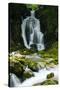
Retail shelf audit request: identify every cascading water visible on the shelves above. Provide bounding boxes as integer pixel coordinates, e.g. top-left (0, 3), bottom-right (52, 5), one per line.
top-left (10, 66), bottom-right (58, 87)
top-left (10, 73), bottom-right (21, 87)
top-left (21, 10), bottom-right (45, 51)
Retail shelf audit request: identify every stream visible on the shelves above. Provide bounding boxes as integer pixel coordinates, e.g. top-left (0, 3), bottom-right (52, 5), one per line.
top-left (10, 65), bottom-right (58, 87)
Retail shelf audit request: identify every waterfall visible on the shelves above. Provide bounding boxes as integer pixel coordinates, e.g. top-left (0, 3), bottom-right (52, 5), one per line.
top-left (21, 10), bottom-right (45, 51)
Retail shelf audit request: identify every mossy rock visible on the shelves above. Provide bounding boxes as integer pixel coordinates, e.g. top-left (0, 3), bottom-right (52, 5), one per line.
top-left (47, 73), bottom-right (54, 79)
top-left (10, 61), bottom-right (24, 77)
top-left (28, 61), bottom-right (39, 72)
top-left (38, 61), bottom-right (46, 68)
top-left (38, 41), bottom-right (58, 61)
top-left (38, 50), bottom-right (45, 55)
top-left (40, 79), bottom-right (58, 85)
top-left (19, 48), bottom-right (35, 55)
top-left (52, 59), bottom-right (58, 65)
top-left (33, 79), bottom-right (58, 86)
top-left (23, 71), bottom-right (34, 80)
top-left (9, 55), bottom-right (40, 77)
top-left (19, 59), bottom-right (27, 66)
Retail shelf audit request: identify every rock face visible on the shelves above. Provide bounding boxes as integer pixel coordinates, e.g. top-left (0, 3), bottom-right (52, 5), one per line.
top-left (33, 79), bottom-right (58, 85)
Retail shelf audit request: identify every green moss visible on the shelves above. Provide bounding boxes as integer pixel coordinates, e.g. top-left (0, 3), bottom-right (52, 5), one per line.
top-left (9, 54), bottom-right (40, 78)
top-left (33, 79), bottom-right (58, 86)
top-left (19, 48), bottom-right (35, 55)
top-left (40, 79), bottom-right (58, 85)
top-left (42, 53), bottom-right (50, 58)
top-left (37, 41), bottom-right (58, 66)
top-left (28, 61), bottom-right (39, 72)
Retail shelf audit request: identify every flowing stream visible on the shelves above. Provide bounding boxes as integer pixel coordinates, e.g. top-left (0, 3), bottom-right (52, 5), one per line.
top-left (10, 73), bottom-right (21, 87)
top-left (10, 66), bottom-right (58, 87)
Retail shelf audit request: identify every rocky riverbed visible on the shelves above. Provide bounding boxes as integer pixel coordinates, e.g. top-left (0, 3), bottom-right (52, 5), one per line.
top-left (9, 51), bottom-right (58, 87)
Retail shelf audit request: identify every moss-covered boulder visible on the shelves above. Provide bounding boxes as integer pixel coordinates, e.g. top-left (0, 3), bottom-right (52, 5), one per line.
top-left (41, 80), bottom-right (58, 85)
top-left (28, 61), bottom-right (39, 72)
top-left (9, 53), bottom-right (40, 78)
top-left (33, 79), bottom-right (58, 86)
top-left (23, 70), bottom-right (34, 80)
top-left (40, 79), bottom-right (58, 85)
top-left (10, 61), bottom-right (24, 77)
top-left (46, 73), bottom-right (54, 79)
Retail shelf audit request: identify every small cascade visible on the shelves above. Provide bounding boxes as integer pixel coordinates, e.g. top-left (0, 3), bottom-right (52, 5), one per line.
top-left (10, 66), bottom-right (58, 87)
top-left (21, 10), bottom-right (45, 51)
top-left (19, 66), bottom-right (58, 87)
top-left (10, 73), bottom-right (21, 87)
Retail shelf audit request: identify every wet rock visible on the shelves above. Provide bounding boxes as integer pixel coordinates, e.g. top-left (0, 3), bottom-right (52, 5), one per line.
top-left (28, 62), bottom-right (39, 72)
top-left (47, 73), bottom-right (54, 79)
top-left (23, 70), bottom-right (34, 80)
top-left (10, 61), bottom-right (24, 77)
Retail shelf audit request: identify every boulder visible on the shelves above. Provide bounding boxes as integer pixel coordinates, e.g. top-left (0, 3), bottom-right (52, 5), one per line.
top-left (46, 73), bottom-right (54, 79)
top-left (28, 62), bottom-right (39, 72)
top-left (23, 70), bottom-right (34, 80)
top-left (10, 61), bottom-right (24, 77)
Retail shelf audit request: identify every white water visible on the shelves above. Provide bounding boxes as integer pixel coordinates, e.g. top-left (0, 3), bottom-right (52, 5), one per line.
top-left (19, 66), bottom-right (58, 86)
top-left (21, 11), bottom-right (45, 51)
top-left (10, 73), bottom-right (21, 87)
top-left (10, 66), bottom-right (58, 87)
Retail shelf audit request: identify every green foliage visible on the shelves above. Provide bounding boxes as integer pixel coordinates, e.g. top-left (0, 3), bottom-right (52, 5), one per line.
top-left (38, 41), bottom-right (58, 66)
top-left (26, 4), bottom-right (38, 10)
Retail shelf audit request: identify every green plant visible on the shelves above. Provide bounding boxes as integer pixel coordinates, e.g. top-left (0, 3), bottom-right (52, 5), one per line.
top-left (26, 4), bottom-right (38, 10)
